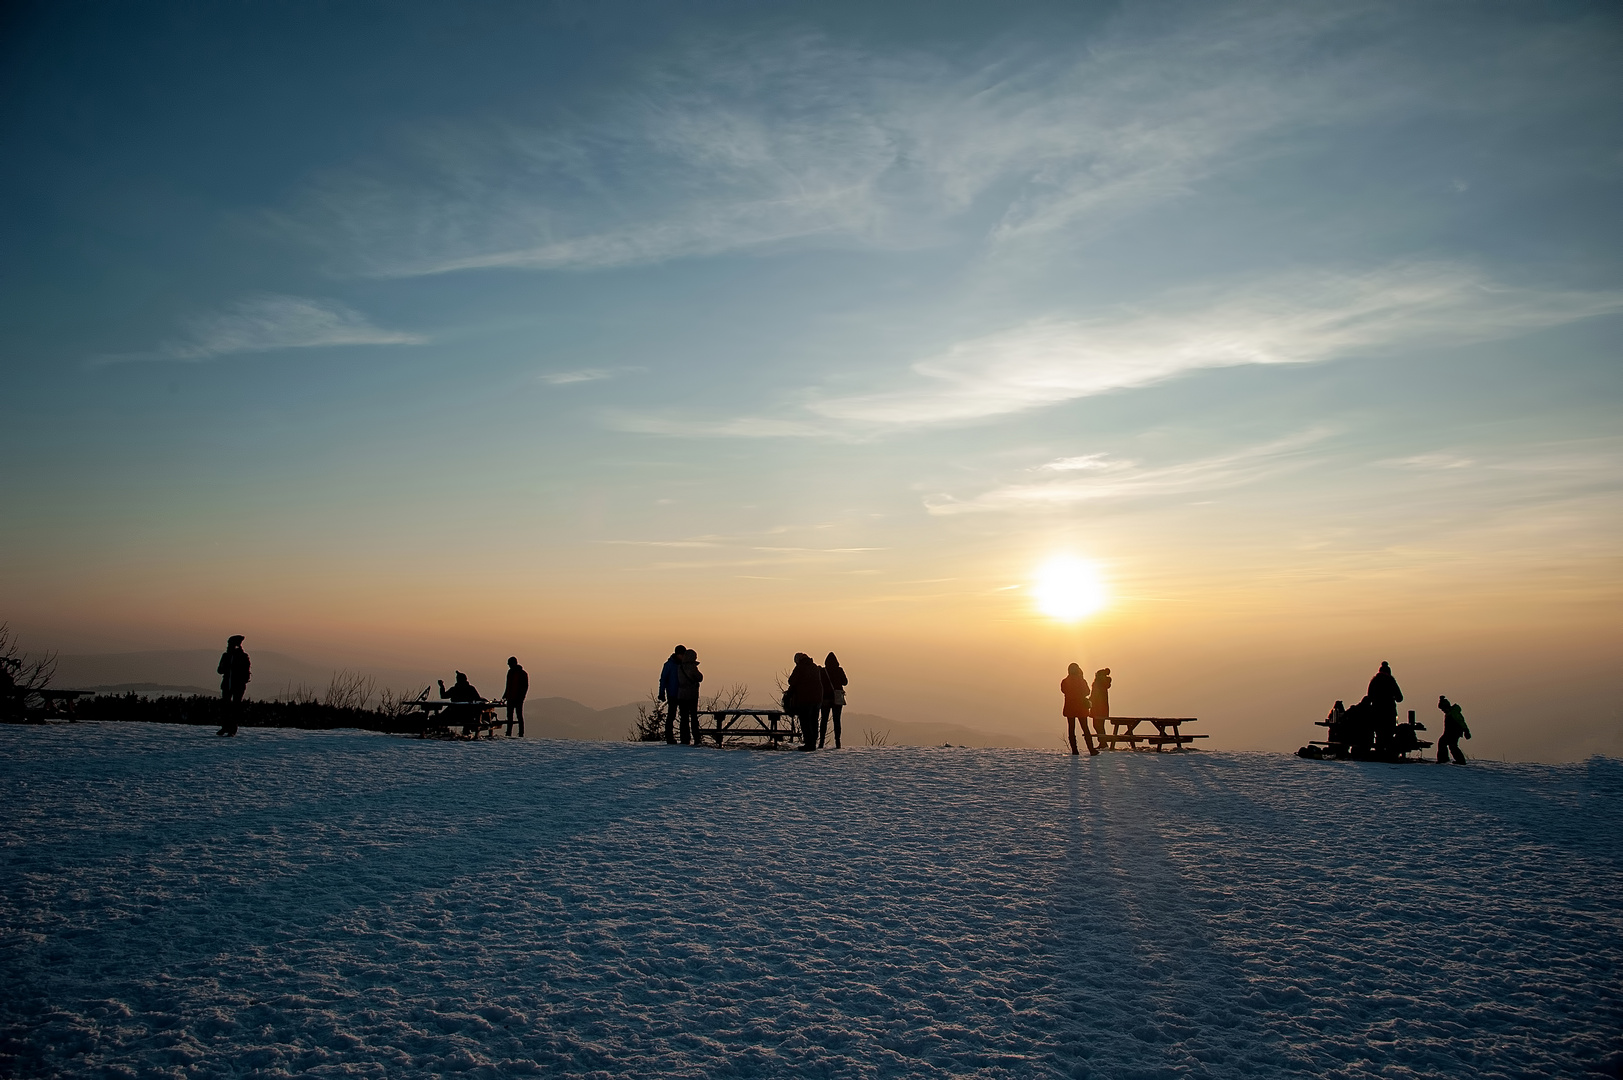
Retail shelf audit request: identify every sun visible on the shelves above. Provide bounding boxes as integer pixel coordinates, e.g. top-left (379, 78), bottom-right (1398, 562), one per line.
top-left (1033, 556), bottom-right (1107, 621)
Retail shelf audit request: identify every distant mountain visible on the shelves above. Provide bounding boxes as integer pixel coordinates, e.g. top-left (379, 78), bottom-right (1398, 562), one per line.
top-left (53, 650), bottom-right (433, 701)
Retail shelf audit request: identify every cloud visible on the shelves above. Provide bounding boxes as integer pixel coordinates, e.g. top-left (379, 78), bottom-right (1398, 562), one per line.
top-left (539, 368), bottom-right (614, 385)
top-left (811, 264), bottom-right (1623, 426)
top-left (104, 294), bottom-right (426, 363)
top-left (604, 410), bottom-right (838, 439)
top-left (276, 8), bottom-right (1428, 278)
top-left (925, 430), bottom-right (1330, 515)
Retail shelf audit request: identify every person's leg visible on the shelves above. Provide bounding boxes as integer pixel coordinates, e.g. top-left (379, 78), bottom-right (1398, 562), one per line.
top-left (1080, 720), bottom-right (1098, 756)
top-left (505, 704), bottom-right (516, 737)
top-left (516, 700), bottom-right (524, 738)
top-left (1450, 738), bottom-right (1466, 764)
top-left (1437, 735), bottom-right (1452, 763)
top-left (680, 700), bottom-right (697, 744)
top-left (818, 705), bottom-right (829, 748)
top-left (664, 698), bottom-right (678, 744)
top-left (832, 705), bottom-right (842, 749)
top-left (802, 708), bottom-right (819, 749)
top-left (1067, 716), bottom-right (1079, 755)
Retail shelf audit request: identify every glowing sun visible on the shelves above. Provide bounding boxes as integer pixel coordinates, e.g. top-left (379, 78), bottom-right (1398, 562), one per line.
top-left (1033, 556), bottom-right (1107, 621)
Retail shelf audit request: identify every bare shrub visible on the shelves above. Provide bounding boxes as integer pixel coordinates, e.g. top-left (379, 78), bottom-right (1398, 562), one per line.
top-left (377, 686), bottom-right (430, 720)
top-left (324, 669), bottom-right (377, 710)
top-left (864, 728), bottom-right (892, 747)
top-left (0, 622), bottom-right (56, 693)
top-left (702, 682), bottom-right (751, 712)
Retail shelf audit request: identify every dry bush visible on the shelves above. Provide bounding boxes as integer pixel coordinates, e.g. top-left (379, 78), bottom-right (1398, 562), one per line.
top-left (702, 682), bottom-right (751, 712)
top-left (0, 622), bottom-right (56, 693)
top-left (864, 728), bottom-right (892, 747)
top-left (377, 686), bottom-right (430, 719)
top-left (324, 669), bottom-right (377, 710)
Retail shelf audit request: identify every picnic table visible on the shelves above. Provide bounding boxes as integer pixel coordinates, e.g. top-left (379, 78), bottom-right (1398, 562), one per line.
top-left (1099, 716), bottom-right (1205, 751)
top-left (1308, 719), bottom-right (1431, 762)
top-left (401, 697), bottom-right (510, 739)
top-left (1, 687), bottom-right (92, 724)
top-left (694, 709), bottom-right (802, 747)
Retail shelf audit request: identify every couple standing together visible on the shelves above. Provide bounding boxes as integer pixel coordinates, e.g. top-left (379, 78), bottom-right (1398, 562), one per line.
top-left (1061, 664), bottom-right (1112, 756)
top-left (785, 652), bottom-right (849, 750)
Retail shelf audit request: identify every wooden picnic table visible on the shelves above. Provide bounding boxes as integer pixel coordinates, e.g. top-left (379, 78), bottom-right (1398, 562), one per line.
top-left (402, 697), bottom-right (510, 739)
top-left (1099, 716), bottom-right (1205, 751)
top-left (694, 709), bottom-right (802, 747)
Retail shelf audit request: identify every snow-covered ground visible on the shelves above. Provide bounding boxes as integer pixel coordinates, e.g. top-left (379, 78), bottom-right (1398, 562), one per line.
top-left (2, 724), bottom-right (1619, 1078)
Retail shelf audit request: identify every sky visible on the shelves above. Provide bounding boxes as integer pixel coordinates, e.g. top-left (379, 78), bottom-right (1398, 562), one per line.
top-left (1, 0), bottom-right (1619, 759)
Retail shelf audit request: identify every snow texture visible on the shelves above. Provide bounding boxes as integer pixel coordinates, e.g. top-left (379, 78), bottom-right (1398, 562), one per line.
top-left (2, 724), bottom-right (1620, 1078)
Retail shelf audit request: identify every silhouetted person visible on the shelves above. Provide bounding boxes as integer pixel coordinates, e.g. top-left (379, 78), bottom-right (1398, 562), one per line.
top-left (1368, 661), bottom-right (1403, 740)
top-left (504, 657), bottom-right (529, 737)
top-left (820, 652), bottom-right (848, 749)
top-left (1325, 700), bottom-right (1348, 745)
top-left (1436, 695), bottom-right (1471, 763)
top-left (438, 671), bottom-right (482, 737)
top-left (216, 635), bottom-right (250, 736)
top-left (676, 648), bottom-right (703, 745)
top-left (1090, 668), bottom-right (1112, 743)
top-left (786, 652), bottom-right (823, 750)
top-left (657, 644), bottom-right (685, 745)
top-left (1062, 663), bottom-right (1098, 756)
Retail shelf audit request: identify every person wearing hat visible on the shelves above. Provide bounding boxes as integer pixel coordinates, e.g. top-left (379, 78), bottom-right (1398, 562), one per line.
top-left (1061, 663), bottom-right (1098, 756)
top-left (503, 656), bottom-right (529, 737)
top-left (1436, 696), bottom-right (1471, 764)
top-left (438, 671), bottom-right (483, 737)
top-left (1090, 667), bottom-right (1112, 744)
top-left (216, 635), bottom-right (250, 737)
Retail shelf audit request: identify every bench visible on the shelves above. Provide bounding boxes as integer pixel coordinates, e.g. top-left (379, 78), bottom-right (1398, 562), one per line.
top-left (1098, 716), bottom-right (1206, 752)
top-left (404, 698), bottom-right (510, 739)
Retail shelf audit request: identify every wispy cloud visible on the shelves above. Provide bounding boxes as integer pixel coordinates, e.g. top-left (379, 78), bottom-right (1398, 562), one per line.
top-left (925, 430), bottom-right (1330, 515)
top-left (102, 294), bottom-right (425, 364)
top-left (812, 265), bottom-right (1623, 426)
top-left (539, 368), bottom-right (615, 385)
top-left (275, 8), bottom-right (1426, 278)
top-left (604, 410), bottom-right (838, 439)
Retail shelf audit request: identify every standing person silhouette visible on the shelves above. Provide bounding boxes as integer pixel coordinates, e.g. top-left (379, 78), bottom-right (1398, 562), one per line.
top-left (676, 648), bottom-right (703, 745)
top-left (820, 652), bottom-right (848, 749)
top-left (503, 657), bottom-right (529, 737)
top-left (1436, 696), bottom-right (1471, 764)
top-left (786, 652), bottom-right (823, 751)
top-left (657, 644), bottom-right (685, 745)
top-left (216, 635), bottom-right (250, 737)
top-left (1368, 661), bottom-right (1403, 744)
top-left (1062, 664), bottom-right (1098, 756)
top-left (1090, 668), bottom-right (1112, 745)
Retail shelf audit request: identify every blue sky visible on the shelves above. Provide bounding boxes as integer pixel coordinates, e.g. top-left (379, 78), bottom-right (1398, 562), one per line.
top-left (1, 1), bottom-right (1619, 755)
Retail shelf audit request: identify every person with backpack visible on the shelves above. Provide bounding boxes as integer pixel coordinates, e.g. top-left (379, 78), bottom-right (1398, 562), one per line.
top-left (1061, 663), bottom-right (1098, 756)
top-left (786, 653), bottom-right (824, 750)
top-left (1436, 696), bottom-right (1472, 764)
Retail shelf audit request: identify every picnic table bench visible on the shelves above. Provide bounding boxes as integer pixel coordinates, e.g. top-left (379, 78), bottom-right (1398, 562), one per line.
top-left (401, 697), bottom-right (510, 739)
top-left (1099, 716), bottom-right (1205, 751)
top-left (1308, 719), bottom-right (1431, 761)
top-left (694, 709), bottom-right (802, 747)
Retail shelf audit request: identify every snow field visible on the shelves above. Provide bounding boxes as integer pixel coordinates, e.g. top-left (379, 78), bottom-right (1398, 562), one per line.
top-left (1, 723), bottom-right (1619, 1078)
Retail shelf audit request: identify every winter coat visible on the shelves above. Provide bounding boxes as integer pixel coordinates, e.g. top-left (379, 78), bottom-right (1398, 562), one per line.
top-left (1443, 703), bottom-right (1471, 739)
top-left (504, 665), bottom-right (529, 702)
top-left (217, 647), bottom-right (251, 694)
top-left (1368, 669), bottom-right (1403, 706)
top-left (1060, 673), bottom-right (1091, 719)
top-left (785, 659), bottom-right (823, 712)
top-left (1090, 671), bottom-right (1111, 719)
top-left (441, 677), bottom-right (481, 702)
top-left (823, 663), bottom-right (848, 707)
top-left (658, 652), bottom-right (683, 700)
top-left (676, 657), bottom-right (703, 701)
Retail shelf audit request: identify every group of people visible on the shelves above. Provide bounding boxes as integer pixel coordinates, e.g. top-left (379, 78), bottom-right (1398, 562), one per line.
top-left (1059, 664), bottom-right (1112, 756)
top-left (1321, 662), bottom-right (1472, 763)
top-left (435, 656), bottom-right (531, 737)
top-left (655, 646), bottom-right (849, 750)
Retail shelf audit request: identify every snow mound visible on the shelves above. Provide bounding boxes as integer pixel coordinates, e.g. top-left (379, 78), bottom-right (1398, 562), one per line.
top-left (2, 724), bottom-right (1619, 1077)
